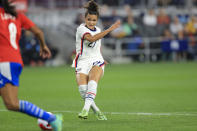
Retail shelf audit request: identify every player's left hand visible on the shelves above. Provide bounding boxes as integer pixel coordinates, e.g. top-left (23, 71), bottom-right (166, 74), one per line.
top-left (40, 45), bottom-right (52, 59)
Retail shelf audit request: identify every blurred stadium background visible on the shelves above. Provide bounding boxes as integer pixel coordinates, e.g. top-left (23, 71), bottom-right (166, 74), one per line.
top-left (1, 1), bottom-right (197, 131)
top-left (13, 0), bottom-right (197, 66)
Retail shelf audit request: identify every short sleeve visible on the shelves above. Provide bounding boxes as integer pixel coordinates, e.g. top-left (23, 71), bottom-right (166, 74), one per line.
top-left (77, 25), bottom-right (91, 39)
top-left (19, 13), bottom-right (35, 29)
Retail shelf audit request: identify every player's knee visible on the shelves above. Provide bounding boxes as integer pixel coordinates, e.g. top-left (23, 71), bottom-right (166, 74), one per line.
top-left (5, 101), bottom-right (19, 111)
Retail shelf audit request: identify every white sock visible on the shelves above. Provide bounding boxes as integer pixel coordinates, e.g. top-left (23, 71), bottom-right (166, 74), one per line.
top-left (83, 80), bottom-right (97, 111)
top-left (83, 99), bottom-right (93, 112)
top-left (91, 101), bottom-right (100, 112)
top-left (78, 85), bottom-right (87, 99)
top-left (79, 84), bottom-right (100, 112)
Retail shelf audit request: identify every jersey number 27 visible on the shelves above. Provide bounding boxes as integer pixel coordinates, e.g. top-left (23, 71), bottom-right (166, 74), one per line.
top-left (88, 42), bottom-right (96, 48)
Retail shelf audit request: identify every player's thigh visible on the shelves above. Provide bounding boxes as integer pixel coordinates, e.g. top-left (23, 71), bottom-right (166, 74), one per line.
top-left (0, 62), bottom-right (21, 107)
top-left (0, 83), bottom-right (19, 107)
top-left (76, 73), bottom-right (88, 86)
top-left (75, 59), bottom-right (91, 86)
top-left (88, 66), bottom-right (103, 83)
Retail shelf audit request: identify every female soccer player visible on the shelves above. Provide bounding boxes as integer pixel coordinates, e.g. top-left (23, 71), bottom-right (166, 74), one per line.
top-left (72, 0), bottom-right (120, 120)
top-left (0, 0), bottom-right (62, 130)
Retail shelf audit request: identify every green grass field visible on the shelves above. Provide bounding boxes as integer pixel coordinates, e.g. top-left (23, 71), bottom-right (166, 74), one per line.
top-left (0, 62), bottom-right (197, 131)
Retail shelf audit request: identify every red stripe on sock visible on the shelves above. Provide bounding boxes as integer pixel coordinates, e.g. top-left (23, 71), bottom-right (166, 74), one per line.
top-left (86, 92), bottom-right (96, 96)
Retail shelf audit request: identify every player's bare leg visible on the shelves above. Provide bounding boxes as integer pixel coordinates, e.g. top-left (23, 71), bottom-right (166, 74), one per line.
top-left (0, 83), bottom-right (19, 111)
top-left (76, 73), bottom-right (88, 85)
top-left (88, 66), bottom-right (103, 83)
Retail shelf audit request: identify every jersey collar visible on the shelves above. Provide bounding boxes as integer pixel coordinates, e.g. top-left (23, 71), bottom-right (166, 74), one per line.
top-left (85, 25), bottom-right (97, 32)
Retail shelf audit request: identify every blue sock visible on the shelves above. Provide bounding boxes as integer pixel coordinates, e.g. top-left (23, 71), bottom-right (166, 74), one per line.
top-left (19, 100), bottom-right (56, 123)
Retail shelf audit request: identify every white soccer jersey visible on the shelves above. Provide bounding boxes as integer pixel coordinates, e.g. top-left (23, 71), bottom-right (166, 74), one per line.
top-left (72, 23), bottom-right (105, 74)
top-left (75, 23), bottom-right (103, 60)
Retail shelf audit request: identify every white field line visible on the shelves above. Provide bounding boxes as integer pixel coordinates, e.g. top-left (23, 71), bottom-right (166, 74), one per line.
top-left (0, 109), bottom-right (197, 117)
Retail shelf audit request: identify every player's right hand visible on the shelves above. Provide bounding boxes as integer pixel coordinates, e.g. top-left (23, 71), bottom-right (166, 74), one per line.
top-left (40, 45), bottom-right (52, 59)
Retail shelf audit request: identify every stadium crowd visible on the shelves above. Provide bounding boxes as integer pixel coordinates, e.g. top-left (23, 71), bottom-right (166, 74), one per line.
top-left (99, 7), bottom-right (197, 61)
top-left (19, 0), bottom-right (197, 65)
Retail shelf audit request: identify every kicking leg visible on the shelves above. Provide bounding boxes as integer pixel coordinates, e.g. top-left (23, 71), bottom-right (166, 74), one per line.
top-left (0, 83), bottom-right (62, 131)
top-left (88, 66), bottom-right (107, 120)
top-left (83, 66), bottom-right (103, 112)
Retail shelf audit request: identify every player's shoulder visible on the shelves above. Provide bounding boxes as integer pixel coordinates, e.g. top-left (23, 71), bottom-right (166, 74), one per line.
top-left (13, 13), bottom-right (25, 22)
top-left (16, 12), bottom-right (27, 19)
top-left (77, 23), bottom-right (87, 31)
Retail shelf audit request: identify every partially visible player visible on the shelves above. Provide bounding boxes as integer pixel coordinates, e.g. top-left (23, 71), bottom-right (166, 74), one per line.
top-left (72, 0), bottom-right (120, 120)
top-left (0, 0), bottom-right (62, 130)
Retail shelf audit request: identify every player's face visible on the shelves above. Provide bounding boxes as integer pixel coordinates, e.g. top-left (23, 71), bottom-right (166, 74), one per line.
top-left (85, 14), bottom-right (98, 30)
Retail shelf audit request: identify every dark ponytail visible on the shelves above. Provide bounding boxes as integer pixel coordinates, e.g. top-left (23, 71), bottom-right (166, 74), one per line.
top-left (84, 0), bottom-right (99, 18)
top-left (0, 0), bottom-right (17, 17)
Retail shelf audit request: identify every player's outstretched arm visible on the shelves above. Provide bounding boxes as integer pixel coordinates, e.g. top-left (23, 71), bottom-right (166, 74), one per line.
top-left (85, 20), bottom-right (121, 42)
top-left (29, 26), bottom-right (52, 59)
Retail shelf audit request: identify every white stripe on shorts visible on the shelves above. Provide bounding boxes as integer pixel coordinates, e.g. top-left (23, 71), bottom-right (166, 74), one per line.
top-left (0, 62), bottom-right (12, 81)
